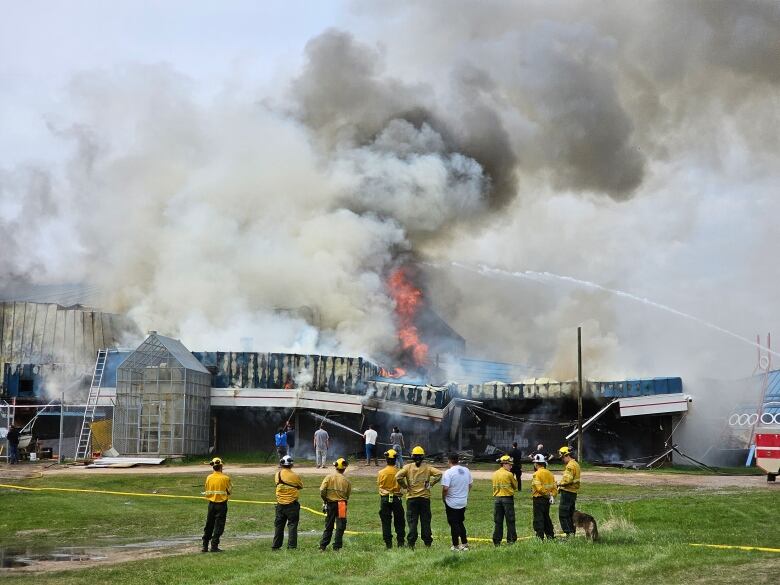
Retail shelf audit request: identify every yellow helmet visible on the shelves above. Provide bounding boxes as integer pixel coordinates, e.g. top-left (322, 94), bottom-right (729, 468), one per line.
top-left (209, 457), bottom-right (223, 466)
top-left (334, 458), bottom-right (348, 470)
top-left (558, 446), bottom-right (571, 457)
top-left (411, 446), bottom-right (425, 456)
top-left (384, 449), bottom-right (398, 459)
top-left (497, 454), bottom-right (513, 464)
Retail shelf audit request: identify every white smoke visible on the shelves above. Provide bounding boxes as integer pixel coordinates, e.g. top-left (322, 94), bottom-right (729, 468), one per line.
top-left (1, 2), bottom-right (779, 396)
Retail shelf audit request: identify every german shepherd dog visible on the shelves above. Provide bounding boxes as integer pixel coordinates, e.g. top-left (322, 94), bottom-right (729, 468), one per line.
top-left (572, 511), bottom-right (599, 541)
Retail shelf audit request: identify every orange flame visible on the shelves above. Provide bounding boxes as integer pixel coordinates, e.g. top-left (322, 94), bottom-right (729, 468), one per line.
top-left (379, 366), bottom-right (406, 378)
top-left (382, 267), bottom-right (428, 377)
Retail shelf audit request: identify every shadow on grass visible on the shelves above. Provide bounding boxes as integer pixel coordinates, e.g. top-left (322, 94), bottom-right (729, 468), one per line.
top-left (433, 554), bottom-right (468, 568)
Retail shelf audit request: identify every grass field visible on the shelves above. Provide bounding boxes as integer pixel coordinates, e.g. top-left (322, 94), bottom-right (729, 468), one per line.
top-left (1, 470), bottom-right (778, 584)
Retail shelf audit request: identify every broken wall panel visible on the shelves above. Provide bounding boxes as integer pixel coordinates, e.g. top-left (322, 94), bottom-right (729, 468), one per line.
top-left (0, 302), bottom-right (131, 396)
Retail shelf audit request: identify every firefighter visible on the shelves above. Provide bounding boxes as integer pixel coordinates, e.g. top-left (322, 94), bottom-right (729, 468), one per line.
top-left (377, 448), bottom-right (406, 548)
top-left (531, 453), bottom-right (557, 540)
top-left (272, 455), bottom-right (303, 550)
top-left (491, 454), bottom-right (518, 546)
top-left (202, 457), bottom-right (232, 552)
top-left (395, 446), bottom-right (442, 548)
top-left (319, 458), bottom-right (352, 551)
top-left (557, 446), bottom-right (581, 538)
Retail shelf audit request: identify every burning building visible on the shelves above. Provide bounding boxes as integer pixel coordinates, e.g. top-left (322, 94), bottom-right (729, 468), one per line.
top-left (1, 277), bottom-right (690, 463)
top-left (55, 330), bottom-right (683, 461)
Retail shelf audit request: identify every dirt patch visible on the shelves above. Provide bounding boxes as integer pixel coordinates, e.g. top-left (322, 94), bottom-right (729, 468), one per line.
top-left (1, 545), bottom-right (192, 573)
top-left (670, 557), bottom-right (780, 584)
top-left (14, 529), bottom-right (49, 537)
top-left (0, 533), bottom-right (289, 574)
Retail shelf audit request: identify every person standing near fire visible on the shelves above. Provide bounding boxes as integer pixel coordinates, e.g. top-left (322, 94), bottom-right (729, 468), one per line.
top-left (390, 426), bottom-right (405, 467)
top-left (202, 457), bottom-right (232, 553)
top-left (377, 448), bottom-right (406, 548)
top-left (313, 424), bottom-right (329, 468)
top-left (556, 446), bottom-right (581, 538)
top-left (6, 424), bottom-right (20, 465)
top-left (441, 452), bottom-right (472, 551)
top-left (273, 455), bottom-right (303, 550)
top-left (274, 427), bottom-right (288, 459)
top-left (319, 458), bottom-right (352, 551)
top-left (491, 454), bottom-right (518, 546)
top-left (285, 422), bottom-right (296, 459)
top-left (507, 441), bottom-right (523, 490)
top-left (531, 453), bottom-right (557, 540)
top-left (395, 446), bottom-right (442, 548)
top-left (363, 424), bottom-right (379, 466)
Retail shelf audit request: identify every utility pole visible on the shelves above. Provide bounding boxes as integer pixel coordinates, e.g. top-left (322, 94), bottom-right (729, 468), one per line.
top-left (58, 390), bottom-right (65, 463)
top-left (577, 326), bottom-right (584, 461)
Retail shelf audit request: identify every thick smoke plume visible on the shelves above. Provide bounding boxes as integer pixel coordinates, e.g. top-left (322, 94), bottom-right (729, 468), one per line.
top-left (1, 1), bottom-right (779, 401)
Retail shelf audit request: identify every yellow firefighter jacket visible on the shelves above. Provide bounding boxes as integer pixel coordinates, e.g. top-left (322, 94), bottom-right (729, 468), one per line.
top-left (558, 459), bottom-right (581, 493)
top-left (395, 462), bottom-right (442, 499)
top-left (531, 467), bottom-right (558, 498)
top-left (320, 472), bottom-right (352, 502)
top-left (203, 471), bottom-right (232, 503)
top-left (275, 468), bottom-right (303, 504)
top-left (377, 465), bottom-right (403, 496)
top-left (492, 467), bottom-right (518, 497)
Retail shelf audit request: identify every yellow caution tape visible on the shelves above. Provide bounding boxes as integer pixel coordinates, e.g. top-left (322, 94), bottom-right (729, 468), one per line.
top-left (0, 483), bottom-right (326, 516)
top-left (689, 543), bottom-right (780, 554)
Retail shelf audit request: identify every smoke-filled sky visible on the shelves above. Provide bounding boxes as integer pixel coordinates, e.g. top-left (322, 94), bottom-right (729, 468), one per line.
top-left (2, 1), bottom-right (779, 381)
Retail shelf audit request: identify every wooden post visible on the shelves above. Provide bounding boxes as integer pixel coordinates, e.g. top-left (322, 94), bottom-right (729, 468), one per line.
top-left (577, 326), bottom-right (584, 461)
top-left (295, 411), bottom-right (300, 457)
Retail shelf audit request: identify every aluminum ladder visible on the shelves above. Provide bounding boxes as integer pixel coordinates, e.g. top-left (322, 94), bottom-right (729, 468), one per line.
top-left (75, 349), bottom-right (108, 460)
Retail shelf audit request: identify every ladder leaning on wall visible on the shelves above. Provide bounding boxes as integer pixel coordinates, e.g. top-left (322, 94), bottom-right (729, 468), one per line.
top-left (75, 349), bottom-right (108, 460)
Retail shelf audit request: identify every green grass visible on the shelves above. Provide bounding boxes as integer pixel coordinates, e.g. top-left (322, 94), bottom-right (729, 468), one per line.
top-left (1, 473), bottom-right (778, 584)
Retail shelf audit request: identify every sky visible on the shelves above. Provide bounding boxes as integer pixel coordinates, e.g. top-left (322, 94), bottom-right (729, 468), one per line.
top-left (1, 1), bottom-right (779, 386)
top-left (0, 1), bottom-right (347, 164)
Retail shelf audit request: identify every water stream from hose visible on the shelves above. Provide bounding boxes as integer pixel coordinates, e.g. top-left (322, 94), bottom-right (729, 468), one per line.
top-left (441, 261), bottom-right (780, 359)
top-left (308, 412), bottom-right (363, 437)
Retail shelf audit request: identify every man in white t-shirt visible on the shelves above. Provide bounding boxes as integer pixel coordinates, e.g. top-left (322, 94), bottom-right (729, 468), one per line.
top-left (313, 424), bottom-right (330, 468)
top-left (363, 425), bottom-right (379, 466)
top-left (441, 452), bottom-right (473, 551)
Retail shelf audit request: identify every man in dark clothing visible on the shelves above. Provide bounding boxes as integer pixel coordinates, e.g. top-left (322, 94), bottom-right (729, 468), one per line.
top-left (6, 425), bottom-right (20, 465)
top-left (508, 442), bottom-right (523, 491)
top-left (285, 423), bottom-right (296, 459)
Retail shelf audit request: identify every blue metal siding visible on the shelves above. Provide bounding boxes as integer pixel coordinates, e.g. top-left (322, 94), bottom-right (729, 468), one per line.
top-left (591, 377), bottom-right (682, 399)
top-left (763, 370), bottom-right (780, 415)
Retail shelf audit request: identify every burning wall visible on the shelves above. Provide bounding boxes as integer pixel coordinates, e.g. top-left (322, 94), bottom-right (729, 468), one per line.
top-left (193, 351), bottom-right (379, 393)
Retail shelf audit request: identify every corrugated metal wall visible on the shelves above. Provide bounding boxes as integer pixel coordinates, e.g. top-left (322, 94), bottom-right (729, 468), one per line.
top-left (0, 301), bottom-right (128, 391)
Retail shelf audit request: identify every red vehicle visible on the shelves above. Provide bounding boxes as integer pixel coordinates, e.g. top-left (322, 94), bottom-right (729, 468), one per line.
top-left (755, 427), bottom-right (780, 482)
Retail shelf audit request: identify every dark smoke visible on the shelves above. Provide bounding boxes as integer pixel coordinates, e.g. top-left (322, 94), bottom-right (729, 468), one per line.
top-left (289, 29), bottom-right (519, 231)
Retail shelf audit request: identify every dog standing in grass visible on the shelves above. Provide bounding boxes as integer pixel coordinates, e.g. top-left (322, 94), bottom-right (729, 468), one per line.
top-left (202, 457), bottom-right (232, 552)
top-left (572, 511), bottom-right (599, 541)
